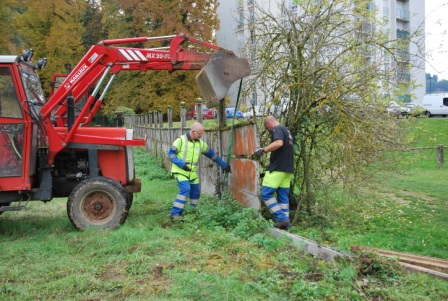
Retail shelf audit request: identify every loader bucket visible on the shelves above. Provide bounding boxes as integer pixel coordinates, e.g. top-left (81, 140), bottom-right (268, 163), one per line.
top-left (196, 50), bottom-right (251, 108)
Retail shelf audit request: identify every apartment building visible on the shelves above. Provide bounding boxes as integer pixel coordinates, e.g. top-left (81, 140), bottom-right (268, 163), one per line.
top-left (216, 0), bottom-right (426, 106)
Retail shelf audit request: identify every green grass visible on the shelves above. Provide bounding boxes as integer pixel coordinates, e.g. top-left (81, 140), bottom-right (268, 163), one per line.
top-left (1, 120), bottom-right (448, 300)
top-left (290, 118), bottom-right (448, 260)
top-left (408, 118), bottom-right (448, 147)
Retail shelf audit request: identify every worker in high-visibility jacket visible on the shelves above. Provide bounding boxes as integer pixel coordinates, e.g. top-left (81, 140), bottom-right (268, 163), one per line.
top-left (168, 122), bottom-right (231, 221)
top-left (253, 115), bottom-right (294, 229)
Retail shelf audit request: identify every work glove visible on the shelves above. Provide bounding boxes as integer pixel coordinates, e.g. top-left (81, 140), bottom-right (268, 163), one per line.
top-left (253, 148), bottom-right (265, 159)
top-left (183, 164), bottom-right (191, 172)
top-left (223, 165), bottom-right (231, 173)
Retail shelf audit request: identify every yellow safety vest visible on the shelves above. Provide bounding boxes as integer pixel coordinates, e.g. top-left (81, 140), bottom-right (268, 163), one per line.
top-left (170, 135), bottom-right (208, 179)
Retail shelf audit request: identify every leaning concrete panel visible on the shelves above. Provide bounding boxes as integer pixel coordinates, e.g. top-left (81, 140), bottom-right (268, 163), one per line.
top-left (226, 125), bottom-right (261, 210)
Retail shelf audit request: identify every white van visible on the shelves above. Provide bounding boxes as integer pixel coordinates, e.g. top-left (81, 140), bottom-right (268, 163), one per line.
top-left (421, 94), bottom-right (448, 117)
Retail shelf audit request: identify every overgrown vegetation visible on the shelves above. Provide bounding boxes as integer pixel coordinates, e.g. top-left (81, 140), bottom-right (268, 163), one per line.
top-left (1, 121), bottom-right (448, 300)
top-left (288, 118), bottom-right (448, 260)
top-left (246, 0), bottom-right (424, 225)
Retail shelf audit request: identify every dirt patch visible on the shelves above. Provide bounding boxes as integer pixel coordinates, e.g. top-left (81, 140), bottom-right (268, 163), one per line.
top-left (377, 190), bottom-right (436, 204)
top-left (359, 186), bottom-right (437, 204)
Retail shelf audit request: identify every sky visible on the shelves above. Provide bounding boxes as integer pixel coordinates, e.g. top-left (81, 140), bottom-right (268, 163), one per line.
top-left (426, 0), bottom-right (448, 80)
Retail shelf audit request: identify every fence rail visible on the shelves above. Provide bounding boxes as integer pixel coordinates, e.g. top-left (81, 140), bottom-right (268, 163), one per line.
top-left (407, 145), bottom-right (444, 167)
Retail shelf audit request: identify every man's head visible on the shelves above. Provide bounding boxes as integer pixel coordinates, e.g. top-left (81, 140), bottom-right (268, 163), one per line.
top-left (190, 122), bottom-right (204, 140)
top-left (264, 115), bottom-right (279, 131)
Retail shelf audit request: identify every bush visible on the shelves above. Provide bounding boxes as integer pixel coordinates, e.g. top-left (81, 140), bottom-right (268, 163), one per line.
top-left (134, 147), bottom-right (172, 181)
top-left (195, 194), bottom-right (271, 239)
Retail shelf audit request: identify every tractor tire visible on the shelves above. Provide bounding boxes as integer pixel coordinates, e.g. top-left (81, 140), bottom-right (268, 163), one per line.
top-left (126, 192), bottom-right (134, 210)
top-left (0, 203), bottom-right (11, 215)
top-left (67, 177), bottom-right (128, 230)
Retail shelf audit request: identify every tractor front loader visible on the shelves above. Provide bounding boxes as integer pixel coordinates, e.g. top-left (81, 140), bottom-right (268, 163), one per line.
top-left (0, 33), bottom-right (250, 229)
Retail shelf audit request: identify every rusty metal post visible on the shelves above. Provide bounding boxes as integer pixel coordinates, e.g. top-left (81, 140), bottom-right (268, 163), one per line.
top-left (438, 145), bottom-right (444, 167)
top-left (115, 111), bottom-right (123, 127)
top-left (196, 98), bottom-right (203, 123)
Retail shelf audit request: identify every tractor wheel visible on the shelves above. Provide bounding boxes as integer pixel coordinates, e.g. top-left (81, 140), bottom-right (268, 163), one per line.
top-left (126, 192), bottom-right (134, 210)
top-left (67, 177), bottom-right (128, 230)
top-left (0, 203), bottom-right (11, 215)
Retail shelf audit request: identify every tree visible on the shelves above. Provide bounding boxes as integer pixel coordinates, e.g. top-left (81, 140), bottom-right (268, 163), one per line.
top-left (245, 0), bottom-right (424, 221)
top-left (6, 0), bottom-right (219, 116)
top-left (99, 0), bottom-right (220, 116)
top-left (13, 0), bottom-right (88, 96)
top-left (437, 79), bottom-right (448, 92)
top-left (0, 0), bottom-right (26, 54)
top-left (0, 0), bottom-right (13, 53)
top-left (426, 73), bottom-right (448, 93)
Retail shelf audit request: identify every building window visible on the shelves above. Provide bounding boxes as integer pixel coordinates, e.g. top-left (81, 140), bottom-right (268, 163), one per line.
top-left (238, 9), bottom-right (244, 29)
top-left (252, 92), bottom-right (257, 105)
top-left (0, 67), bottom-right (22, 118)
top-left (249, 6), bottom-right (255, 23)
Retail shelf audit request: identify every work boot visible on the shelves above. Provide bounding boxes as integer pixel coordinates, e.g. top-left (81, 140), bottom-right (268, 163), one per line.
top-left (170, 215), bottom-right (185, 223)
top-left (274, 219), bottom-right (290, 230)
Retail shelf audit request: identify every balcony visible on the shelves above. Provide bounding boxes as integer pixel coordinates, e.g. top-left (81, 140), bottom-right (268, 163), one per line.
top-left (396, 49), bottom-right (410, 62)
top-left (397, 71), bottom-right (411, 82)
top-left (396, 8), bottom-right (410, 21)
top-left (397, 29), bottom-right (410, 39)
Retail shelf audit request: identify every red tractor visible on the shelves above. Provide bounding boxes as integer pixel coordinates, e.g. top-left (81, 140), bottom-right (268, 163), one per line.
top-left (0, 33), bottom-right (250, 229)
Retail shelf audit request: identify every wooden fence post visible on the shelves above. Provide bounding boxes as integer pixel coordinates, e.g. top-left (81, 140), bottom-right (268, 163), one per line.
top-left (167, 105), bottom-right (173, 128)
top-left (438, 145), bottom-right (444, 167)
top-left (149, 111), bottom-right (153, 128)
top-left (181, 102), bottom-right (186, 128)
top-left (159, 110), bottom-right (163, 128)
top-left (196, 97), bottom-right (203, 123)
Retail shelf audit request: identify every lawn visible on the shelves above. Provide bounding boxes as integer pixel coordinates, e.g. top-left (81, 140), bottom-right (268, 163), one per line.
top-left (290, 118), bottom-right (448, 259)
top-left (0, 118), bottom-right (447, 300)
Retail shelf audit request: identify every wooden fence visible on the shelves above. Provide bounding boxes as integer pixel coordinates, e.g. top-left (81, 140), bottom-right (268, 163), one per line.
top-left (124, 100), bottom-right (262, 210)
top-left (407, 145), bottom-right (445, 167)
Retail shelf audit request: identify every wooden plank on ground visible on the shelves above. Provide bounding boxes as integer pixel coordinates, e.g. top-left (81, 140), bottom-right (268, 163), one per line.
top-left (351, 246), bottom-right (448, 273)
top-left (351, 245), bottom-right (448, 281)
top-left (400, 262), bottom-right (448, 281)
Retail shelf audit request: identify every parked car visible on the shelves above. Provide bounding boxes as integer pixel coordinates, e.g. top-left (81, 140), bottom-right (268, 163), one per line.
top-left (387, 101), bottom-right (409, 117)
top-left (186, 104), bottom-right (216, 120)
top-left (405, 103), bottom-right (425, 117)
top-left (243, 106), bottom-right (264, 118)
top-left (225, 107), bottom-right (243, 119)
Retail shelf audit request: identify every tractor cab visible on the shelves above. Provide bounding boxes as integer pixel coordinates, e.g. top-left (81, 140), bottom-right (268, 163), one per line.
top-left (0, 55), bottom-right (43, 196)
